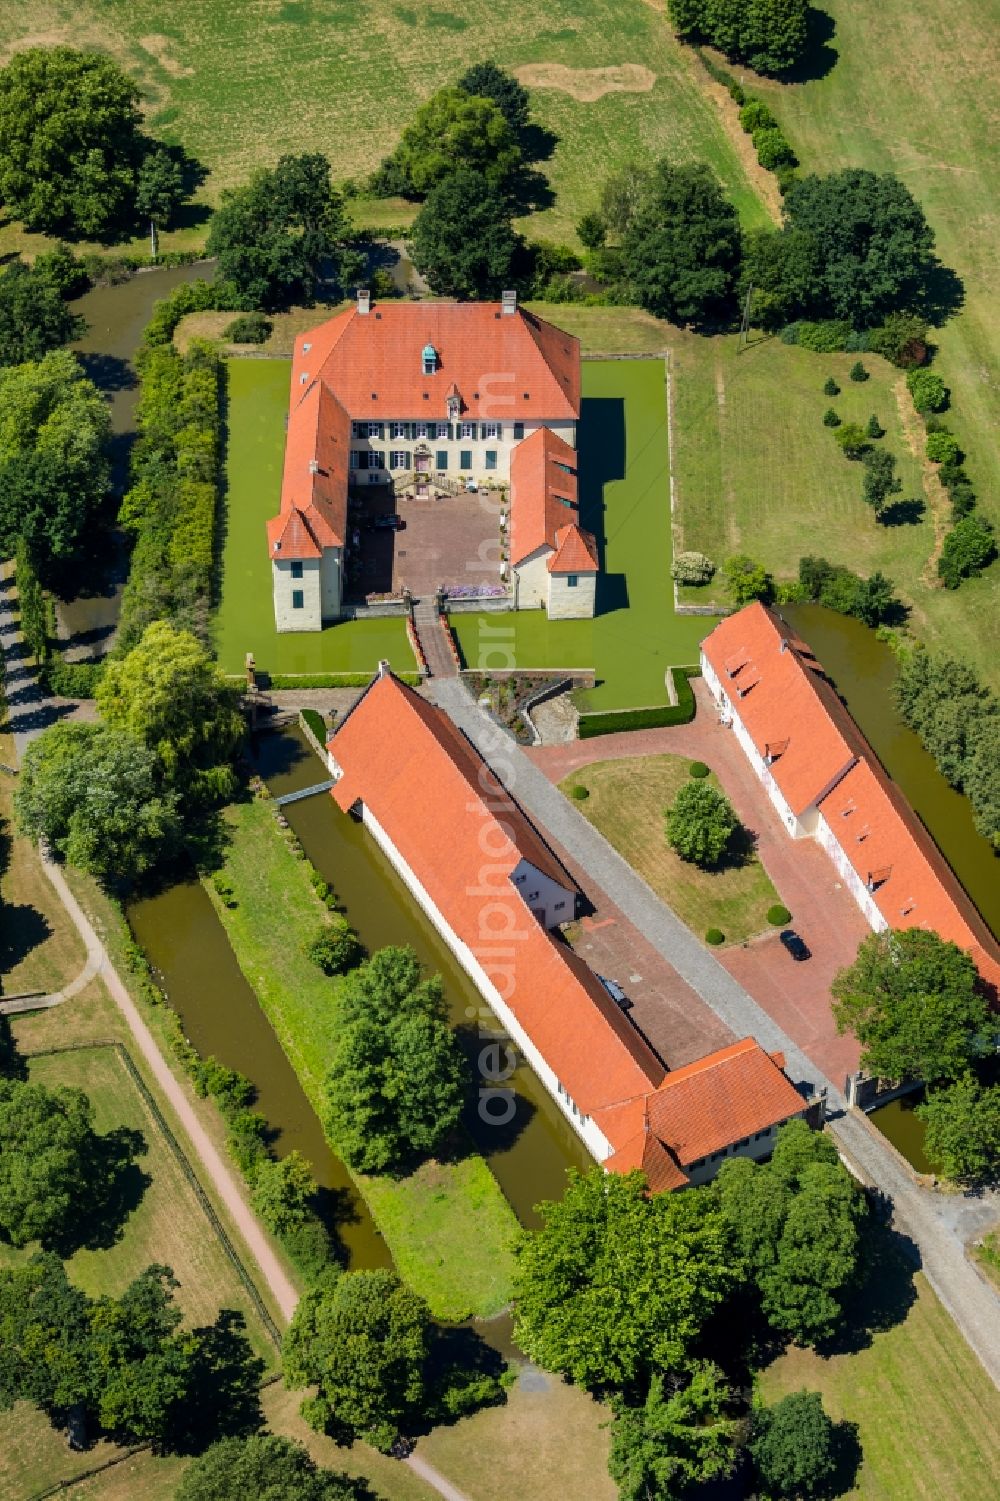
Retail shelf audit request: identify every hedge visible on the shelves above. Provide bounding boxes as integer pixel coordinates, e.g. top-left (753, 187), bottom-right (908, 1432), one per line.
top-left (249, 670), bottom-right (421, 689)
top-left (577, 667), bottom-right (699, 739)
top-left (12, 542), bottom-right (106, 698)
top-left (300, 707), bottom-right (327, 743)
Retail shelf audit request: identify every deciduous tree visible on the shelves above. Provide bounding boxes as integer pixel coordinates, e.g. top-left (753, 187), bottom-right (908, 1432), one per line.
top-left (283, 1269), bottom-right (430, 1450)
top-left (457, 61), bottom-right (531, 137)
top-left (609, 1363), bottom-right (740, 1500)
top-left (514, 1168), bottom-right (734, 1389)
top-left (136, 146), bottom-right (186, 249)
top-left (665, 781), bottom-right (740, 867)
top-left (0, 263), bottom-right (83, 366)
top-left (668, 0), bottom-right (810, 74)
top-left (379, 88), bottom-right (520, 197)
top-left (250, 1152), bottom-right (318, 1237)
top-left (177, 1434), bottom-right (369, 1501)
top-left (938, 514), bottom-right (996, 588)
top-left (916, 1075), bottom-right (1000, 1185)
top-left (623, 161), bottom-right (741, 326)
top-left (861, 447), bottom-right (901, 517)
top-left (408, 171), bottom-right (520, 299)
top-left (722, 552), bottom-right (773, 604)
top-left (831, 929), bottom-right (989, 1084)
top-left (750, 1390), bottom-right (840, 1498)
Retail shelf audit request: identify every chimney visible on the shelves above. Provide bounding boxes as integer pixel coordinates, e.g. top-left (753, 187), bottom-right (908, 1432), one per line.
top-left (357, 288), bottom-right (371, 314)
top-left (308, 459), bottom-right (319, 475)
top-left (377, 659), bottom-right (390, 678)
top-left (501, 289), bottom-right (517, 315)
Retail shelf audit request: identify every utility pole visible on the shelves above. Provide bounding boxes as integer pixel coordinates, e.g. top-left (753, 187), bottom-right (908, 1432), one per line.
top-left (738, 283), bottom-right (754, 355)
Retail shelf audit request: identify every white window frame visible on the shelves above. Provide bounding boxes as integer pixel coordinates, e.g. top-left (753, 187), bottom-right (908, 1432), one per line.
top-left (390, 449), bottom-right (408, 470)
top-left (390, 421), bottom-right (406, 440)
top-left (484, 421), bottom-right (500, 440)
top-left (415, 421), bottom-right (428, 439)
top-left (368, 449), bottom-right (382, 469)
top-left (460, 421), bottom-right (474, 439)
top-left (366, 421), bottom-right (382, 439)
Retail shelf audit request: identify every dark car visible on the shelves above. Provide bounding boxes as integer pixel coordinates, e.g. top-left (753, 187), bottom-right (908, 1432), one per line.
top-left (368, 513), bottom-right (406, 531)
top-left (779, 929), bottom-right (811, 961)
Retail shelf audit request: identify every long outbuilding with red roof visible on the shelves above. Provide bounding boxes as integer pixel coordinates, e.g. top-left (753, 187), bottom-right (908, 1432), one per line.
top-left (701, 603), bottom-right (1000, 997)
top-left (326, 665), bottom-right (812, 1186)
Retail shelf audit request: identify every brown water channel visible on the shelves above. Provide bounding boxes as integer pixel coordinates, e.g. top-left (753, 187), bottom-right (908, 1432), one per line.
top-left (60, 262), bottom-right (213, 645)
top-left (248, 724), bottom-right (593, 1227)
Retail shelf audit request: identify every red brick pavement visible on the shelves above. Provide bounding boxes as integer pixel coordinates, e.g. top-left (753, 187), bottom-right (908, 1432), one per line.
top-left (528, 682), bottom-right (868, 1086)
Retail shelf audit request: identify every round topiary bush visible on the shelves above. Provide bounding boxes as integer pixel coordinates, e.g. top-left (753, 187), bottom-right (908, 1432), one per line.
top-left (822, 407), bottom-right (841, 427)
top-left (224, 311), bottom-right (273, 344)
top-left (705, 928), bottom-right (725, 946)
top-left (767, 904), bottom-right (792, 926)
top-left (689, 761), bottom-right (710, 779)
top-left (570, 784), bottom-right (590, 800)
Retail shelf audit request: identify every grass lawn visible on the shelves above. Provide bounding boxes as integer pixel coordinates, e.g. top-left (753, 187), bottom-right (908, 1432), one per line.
top-left (0, 1), bottom-right (767, 256)
top-left (204, 795), bottom-right (520, 1320)
top-left (758, 1244), bottom-right (1000, 1500)
top-left (0, 727), bottom-right (86, 996)
top-left (558, 754), bottom-right (781, 944)
top-left (215, 358), bottom-right (413, 676)
top-left (417, 1369), bottom-right (616, 1501)
top-left (452, 358), bottom-right (707, 711)
top-left (746, 0), bottom-right (1000, 687)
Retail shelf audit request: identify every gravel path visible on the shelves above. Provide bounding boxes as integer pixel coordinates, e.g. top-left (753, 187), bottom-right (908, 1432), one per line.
top-left (429, 677), bottom-right (1000, 1388)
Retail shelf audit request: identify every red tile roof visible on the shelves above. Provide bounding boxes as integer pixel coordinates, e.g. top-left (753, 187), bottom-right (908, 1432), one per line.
top-left (818, 761), bottom-right (1000, 995)
top-left (702, 603), bottom-right (859, 816)
top-left (328, 671), bottom-right (809, 1174)
top-left (291, 301), bottom-right (580, 421)
top-left (548, 522), bottom-right (599, 574)
top-left (646, 1039), bottom-right (806, 1167)
top-left (509, 425), bottom-right (580, 565)
top-left (267, 376), bottom-right (350, 558)
top-left (704, 603), bottom-right (1000, 996)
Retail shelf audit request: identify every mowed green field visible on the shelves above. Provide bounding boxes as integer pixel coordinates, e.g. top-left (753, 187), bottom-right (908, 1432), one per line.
top-left (216, 358), bottom-right (412, 675)
top-left (749, 0), bottom-right (1000, 684)
top-left (453, 357), bottom-right (707, 710)
top-left (0, 0), bottom-right (769, 247)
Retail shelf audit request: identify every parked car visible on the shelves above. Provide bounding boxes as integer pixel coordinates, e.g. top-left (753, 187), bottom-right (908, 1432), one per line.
top-left (367, 513), bottom-right (406, 531)
top-left (598, 975), bottom-right (632, 1011)
top-left (779, 929), bottom-right (811, 961)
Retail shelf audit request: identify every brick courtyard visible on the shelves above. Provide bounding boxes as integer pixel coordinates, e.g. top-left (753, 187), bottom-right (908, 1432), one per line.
top-left (529, 681), bottom-right (869, 1087)
top-left (347, 486), bottom-right (505, 600)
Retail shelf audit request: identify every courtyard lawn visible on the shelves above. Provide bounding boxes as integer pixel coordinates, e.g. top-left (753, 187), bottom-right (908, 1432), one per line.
top-left (758, 1237), bottom-right (1000, 1501)
top-left (452, 359), bottom-right (707, 712)
top-left (214, 358), bottom-right (413, 677)
top-left (204, 795), bottom-right (520, 1321)
top-left (558, 755), bottom-right (781, 944)
top-left (0, 1), bottom-right (767, 259)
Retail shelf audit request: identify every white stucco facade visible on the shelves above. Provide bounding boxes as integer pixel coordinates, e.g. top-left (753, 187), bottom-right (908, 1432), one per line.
top-left (513, 549), bottom-right (550, 609)
top-left (816, 812), bottom-right (890, 933)
top-left (682, 1113), bottom-right (809, 1187)
top-left (350, 417), bottom-right (577, 488)
top-left (547, 570), bottom-right (597, 620)
top-left (272, 550), bottom-right (342, 632)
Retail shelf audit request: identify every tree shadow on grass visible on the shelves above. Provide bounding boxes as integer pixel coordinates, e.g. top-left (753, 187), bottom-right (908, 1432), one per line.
top-left (816, 1222), bottom-right (919, 1358)
top-left (778, 7), bottom-right (839, 84)
top-left (880, 497), bottom-right (926, 526)
top-left (49, 1126), bottom-right (152, 1256)
top-left (414, 1323), bottom-right (510, 1436)
top-left (0, 902), bottom-right (53, 974)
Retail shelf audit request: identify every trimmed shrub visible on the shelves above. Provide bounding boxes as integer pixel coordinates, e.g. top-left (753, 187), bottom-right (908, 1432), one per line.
top-left (835, 423), bottom-right (870, 459)
top-left (671, 550), bottom-right (716, 585)
top-left (822, 408), bottom-right (841, 428)
top-left (938, 515), bottom-right (997, 588)
top-left (823, 377), bottom-right (839, 397)
top-left (906, 367), bottom-right (948, 414)
top-left (926, 430), bottom-right (962, 465)
top-left (577, 668), bottom-right (699, 739)
top-left (570, 784), bottom-right (590, 800)
top-left (689, 761), bottom-right (710, 779)
top-left (781, 320), bottom-right (852, 353)
top-left (866, 413), bottom-right (883, 439)
top-left (849, 360), bottom-right (869, 382)
top-left (224, 312), bottom-right (272, 344)
top-left (867, 312), bottom-right (928, 368)
top-left (307, 918), bottom-right (364, 975)
top-left (753, 127), bottom-right (796, 171)
top-left (738, 100), bottom-right (776, 133)
top-left (767, 904), bottom-right (792, 926)
top-left (705, 928), bottom-right (725, 946)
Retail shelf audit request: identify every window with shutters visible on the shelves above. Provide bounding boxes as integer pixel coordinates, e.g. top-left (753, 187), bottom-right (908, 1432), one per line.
top-left (368, 450), bottom-right (382, 469)
top-left (460, 450), bottom-right (472, 470)
top-left (460, 421), bottom-right (474, 439)
top-left (366, 421), bottom-right (382, 439)
top-left (390, 421), bottom-right (405, 440)
top-left (484, 421), bottom-right (499, 440)
top-left (349, 450), bottom-right (360, 470)
top-left (415, 421), bottom-right (428, 439)
top-left (390, 450), bottom-right (408, 470)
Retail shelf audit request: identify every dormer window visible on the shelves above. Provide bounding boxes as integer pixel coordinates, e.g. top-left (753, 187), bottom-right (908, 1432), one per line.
top-left (422, 343), bottom-right (437, 376)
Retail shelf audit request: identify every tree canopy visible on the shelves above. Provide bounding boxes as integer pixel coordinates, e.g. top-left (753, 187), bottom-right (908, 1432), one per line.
top-left (0, 1255), bottom-right (264, 1451)
top-left (283, 1269), bottom-right (430, 1451)
top-left (715, 1120), bottom-right (867, 1345)
top-left (176, 1434), bottom-right (372, 1501)
top-left (513, 1167), bottom-right (734, 1390)
top-left (324, 948), bottom-right (467, 1172)
top-left (0, 263), bottom-right (84, 367)
top-left (0, 47), bottom-right (145, 236)
top-left (608, 1364), bottom-right (740, 1500)
top-left (206, 154), bottom-right (350, 310)
top-left (457, 61), bottom-right (531, 137)
top-left (782, 170), bottom-right (936, 327)
top-left (0, 1080), bottom-right (112, 1248)
top-left (723, 553), bottom-right (773, 604)
top-left (916, 1075), bottom-right (1000, 1186)
top-left (135, 146), bottom-right (187, 237)
top-left (408, 171), bottom-right (520, 299)
top-left (96, 621), bottom-right (243, 795)
top-left (668, 0), bottom-right (810, 75)
top-left (378, 87), bottom-right (520, 198)
top-left (831, 928), bottom-right (990, 1084)
top-left (0, 349), bottom-right (111, 574)
top-left (665, 780), bottom-right (740, 867)
top-left (15, 722), bottom-right (182, 884)
top-left (750, 1390), bottom-right (840, 1498)
top-left (623, 161), bottom-right (741, 326)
